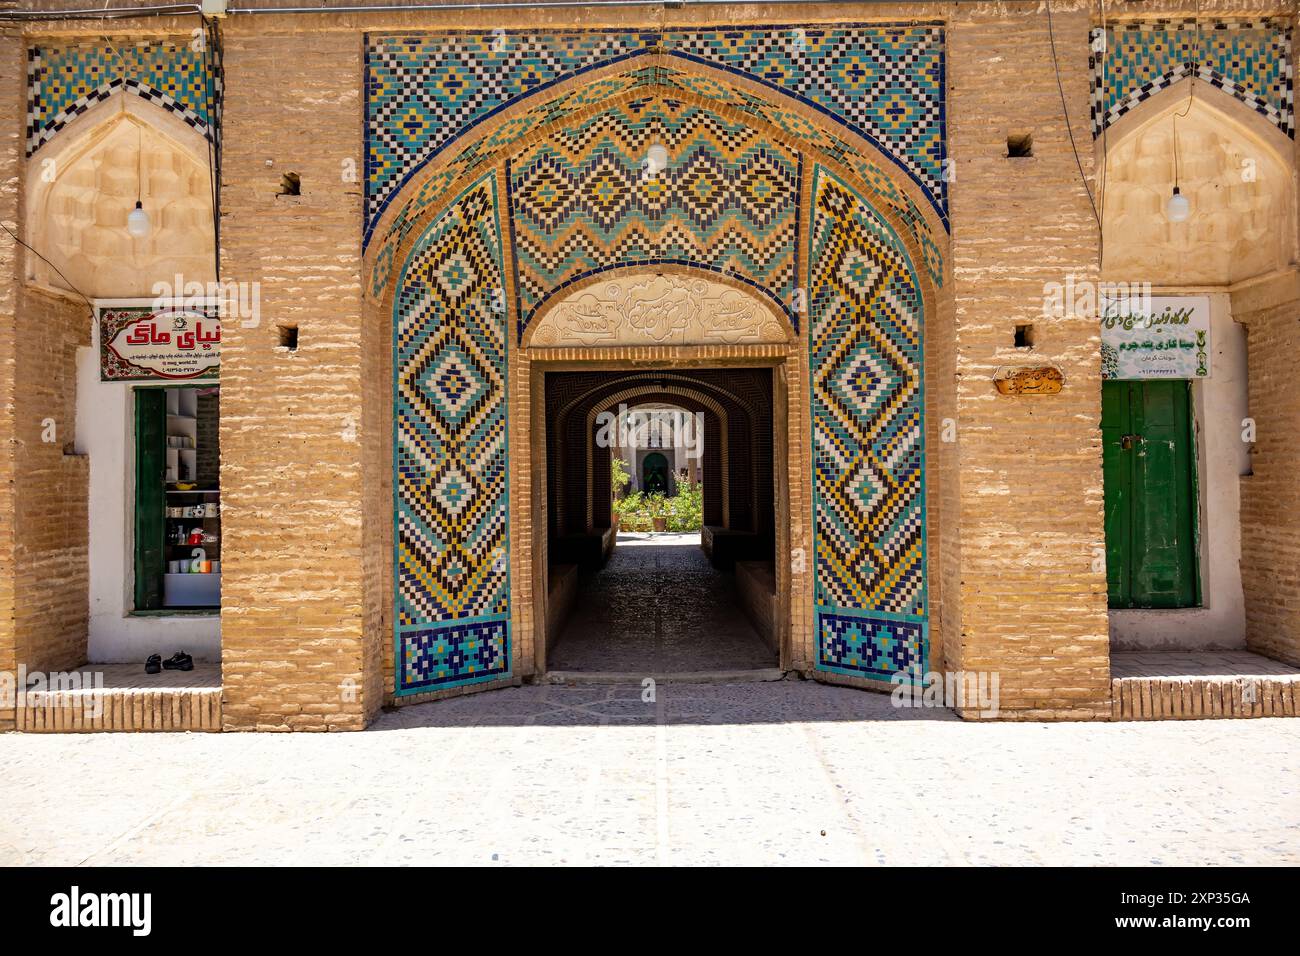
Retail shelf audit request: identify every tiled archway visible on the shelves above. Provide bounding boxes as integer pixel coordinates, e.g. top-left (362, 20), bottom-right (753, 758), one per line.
top-left (376, 38), bottom-right (941, 703)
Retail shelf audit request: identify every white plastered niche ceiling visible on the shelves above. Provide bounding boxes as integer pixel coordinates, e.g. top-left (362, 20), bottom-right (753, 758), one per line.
top-left (1099, 83), bottom-right (1295, 650)
top-left (1100, 85), bottom-right (1295, 286)
top-left (25, 94), bottom-right (215, 299)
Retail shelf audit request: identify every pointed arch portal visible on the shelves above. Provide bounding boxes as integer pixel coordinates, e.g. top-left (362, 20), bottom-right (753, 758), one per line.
top-left (374, 27), bottom-right (943, 699)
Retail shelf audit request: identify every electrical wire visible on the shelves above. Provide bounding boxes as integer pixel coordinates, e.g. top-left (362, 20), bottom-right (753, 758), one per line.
top-left (198, 14), bottom-right (221, 280)
top-left (1170, 2), bottom-right (1202, 195)
top-left (1046, 0), bottom-right (1101, 237)
top-left (0, 220), bottom-right (96, 317)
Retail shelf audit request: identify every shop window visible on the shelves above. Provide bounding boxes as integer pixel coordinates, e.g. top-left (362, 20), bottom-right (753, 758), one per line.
top-left (133, 385), bottom-right (221, 612)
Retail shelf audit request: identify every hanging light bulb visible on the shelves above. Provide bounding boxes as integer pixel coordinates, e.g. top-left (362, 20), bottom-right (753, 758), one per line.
top-left (1166, 186), bottom-right (1190, 223)
top-left (127, 200), bottom-right (152, 238)
top-left (645, 142), bottom-right (669, 176)
top-left (126, 121), bottom-right (152, 240)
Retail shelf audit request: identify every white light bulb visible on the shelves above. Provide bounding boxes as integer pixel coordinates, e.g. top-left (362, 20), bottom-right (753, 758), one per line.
top-left (645, 143), bottom-right (669, 175)
top-left (127, 200), bottom-right (152, 239)
top-left (1166, 187), bottom-right (1190, 223)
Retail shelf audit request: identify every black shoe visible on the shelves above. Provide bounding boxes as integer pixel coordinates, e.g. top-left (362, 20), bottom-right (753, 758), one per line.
top-left (162, 651), bottom-right (193, 672)
top-left (145, 654), bottom-right (162, 675)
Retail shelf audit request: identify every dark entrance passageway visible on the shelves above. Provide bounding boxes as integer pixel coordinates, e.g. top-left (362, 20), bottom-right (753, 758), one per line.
top-left (542, 368), bottom-right (781, 675)
top-left (548, 532), bottom-right (777, 674)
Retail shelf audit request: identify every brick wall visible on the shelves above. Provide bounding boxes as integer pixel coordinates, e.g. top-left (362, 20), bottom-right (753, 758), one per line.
top-left (12, 289), bottom-right (89, 675)
top-left (947, 6), bottom-right (1111, 719)
top-left (0, 26), bottom-right (90, 691)
top-left (218, 26), bottom-right (374, 730)
top-left (0, 27), bottom-right (21, 729)
top-left (4, 3), bottom-right (1295, 731)
top-left (1233, 274), bottom-right (1300, 667)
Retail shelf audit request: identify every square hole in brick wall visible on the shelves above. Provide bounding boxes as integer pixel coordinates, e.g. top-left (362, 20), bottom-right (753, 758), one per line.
top-left (1014, 324), bottom-right (1036, 348)
top-left (277, 324), bottom-right (299, 350)
top-left (1006, 132), bottom-right (1034, 158)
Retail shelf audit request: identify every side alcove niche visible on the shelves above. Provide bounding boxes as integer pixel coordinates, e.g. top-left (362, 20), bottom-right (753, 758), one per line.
top-left (26, 95), bottom-right (215, 299)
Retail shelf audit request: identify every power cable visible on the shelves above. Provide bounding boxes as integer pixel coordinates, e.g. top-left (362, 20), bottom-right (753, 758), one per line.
top-left (1046, 0), bottom-right (1101, 239)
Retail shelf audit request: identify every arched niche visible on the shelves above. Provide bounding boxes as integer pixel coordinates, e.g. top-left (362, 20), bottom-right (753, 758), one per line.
top-left (1099, 82), bottom-right (1296, 285)
top-left (25, 95), bottom-right (215, 299)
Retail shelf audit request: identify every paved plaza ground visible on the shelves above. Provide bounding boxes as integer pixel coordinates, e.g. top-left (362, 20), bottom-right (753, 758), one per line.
top-left (2, 680), bottom-right (1297, 866)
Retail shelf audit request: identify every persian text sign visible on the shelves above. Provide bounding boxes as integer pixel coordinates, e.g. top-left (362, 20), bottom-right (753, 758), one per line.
top-left (1100, 294), bottom-right (1210, 380)
top-left (99, 306), bottom-right (221, 382)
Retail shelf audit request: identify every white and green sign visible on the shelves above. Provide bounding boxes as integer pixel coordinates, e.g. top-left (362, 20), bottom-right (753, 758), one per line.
top-left (1100, 294), bottom-right (1210, 380)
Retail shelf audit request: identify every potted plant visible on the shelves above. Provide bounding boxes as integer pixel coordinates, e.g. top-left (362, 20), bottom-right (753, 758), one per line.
top-left (648, 491), bottom-right (668, 532)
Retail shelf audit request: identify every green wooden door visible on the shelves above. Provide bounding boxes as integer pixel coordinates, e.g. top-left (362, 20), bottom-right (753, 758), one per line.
top-left (1101, 380), bottom-right (1199, 608)
top-left (133, 388), bottom-right (167, 611)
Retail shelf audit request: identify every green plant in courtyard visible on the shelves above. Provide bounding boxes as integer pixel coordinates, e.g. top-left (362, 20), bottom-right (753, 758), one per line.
top-left (613, 491), bottom-right (650, 531)
top-left (646, 491), bottom-right (667, 517)
top-left (610, 456), bottom-right (631, 500)
top-left (611, 483), bottom-right (703, 533)
top-left (666, 479), bottom-right (703, 531)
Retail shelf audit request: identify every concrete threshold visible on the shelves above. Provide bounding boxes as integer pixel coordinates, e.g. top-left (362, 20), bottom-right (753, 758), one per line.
top-left (541, 667), bottom-right (788, 685)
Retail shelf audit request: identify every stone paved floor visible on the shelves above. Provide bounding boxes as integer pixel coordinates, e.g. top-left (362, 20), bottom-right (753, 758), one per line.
top-left (3, 681), bottom-right (1297, 865)
top-left (60, 663), bottom-right (223, 690)
top-left (1111, 650), bottom-right (1300, 678)
top-left (549, 532), bottom-right (777, 673)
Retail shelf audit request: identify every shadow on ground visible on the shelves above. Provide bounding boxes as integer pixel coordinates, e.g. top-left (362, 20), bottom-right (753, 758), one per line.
top-left (372, 679), bottom-right (963, 730)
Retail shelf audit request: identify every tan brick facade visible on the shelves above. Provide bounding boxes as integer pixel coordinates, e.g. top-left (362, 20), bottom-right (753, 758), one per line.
top-left (1, 2), bottom-right (1296, 730)
top-left (217, 28), bottom-right (373, 731)
top-left (0, 26), bottom-right (21, 733)
top-left (1233, 273), bottom-right (1300, 666)
top-left (946, 5), bottom-right (1111, 719)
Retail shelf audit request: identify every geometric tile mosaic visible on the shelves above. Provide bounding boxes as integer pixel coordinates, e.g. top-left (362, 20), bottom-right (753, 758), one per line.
top-left (1090, 19), bottom-right (1294, 139)
top-left (394, 174), bottom-right (511, 694)
top-left (808, 165), bottom-right (926, 683)
top-left (364, 24), bottom-right (946, 247)
top-left (366, 55), bottom-right (948, 300)
top-left (506, 98), bottom-right (800, 340)
top-left (26, 37), bottom-right (221, 156)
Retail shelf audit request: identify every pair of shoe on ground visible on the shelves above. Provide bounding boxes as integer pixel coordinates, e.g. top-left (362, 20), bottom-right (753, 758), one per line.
top-left (145, 652), bottom-right (193, 674)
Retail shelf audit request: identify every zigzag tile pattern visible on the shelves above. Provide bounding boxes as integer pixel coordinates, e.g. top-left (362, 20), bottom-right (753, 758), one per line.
top-left (367, 63), bottom-right (946, 301)
top-left (809, 165), bottom-right (926, 682)
top-left (1090, 19), bottom-right (1294, 138)
top-left (364, 24), bottom-right (947, 249)
top-left (506, 98), bottom-right (800, 339)
top-left (26, 38), bottom-right (221, 156)
top-left (394, 175), bottom-right (511, 694)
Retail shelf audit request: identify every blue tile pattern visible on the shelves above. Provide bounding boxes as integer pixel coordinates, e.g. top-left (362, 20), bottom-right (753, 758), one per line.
top-left (809, 165), bottom-right (926, 682)
top-left (393, 174), bottom-right (511, 694)
top-left (366, 61), bottom-right (947, 300)
top-left (1090, 19), bottom-right (1293, 138)
top-left (505, 98), bottom-right (800, 340)
top-left (364, 24), bottom-right (946, 247)
top-left (26, 37), bottom-right (221, 156)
